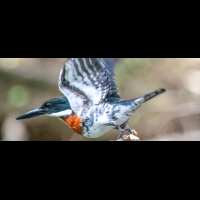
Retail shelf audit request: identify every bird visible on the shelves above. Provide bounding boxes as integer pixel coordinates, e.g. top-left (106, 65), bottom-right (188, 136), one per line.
top-left (16, 58), bottom-right (166, 140)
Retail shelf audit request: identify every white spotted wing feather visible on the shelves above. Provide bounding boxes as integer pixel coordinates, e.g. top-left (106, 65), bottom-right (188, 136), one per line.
top-left (58, 58), bottom-right (111, 115)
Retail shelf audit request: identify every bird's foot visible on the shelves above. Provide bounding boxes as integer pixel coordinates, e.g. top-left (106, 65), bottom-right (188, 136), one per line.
top-left (105, 121), bottom-right (125, 140)
top-left (121, 131), bottom-right (140, 141)
top-left (116, 127), bottom-right (139, 141)
top-left (106, 121), bottom-right (139, 141)
top-left (116, 126), bottom-right (133, 140)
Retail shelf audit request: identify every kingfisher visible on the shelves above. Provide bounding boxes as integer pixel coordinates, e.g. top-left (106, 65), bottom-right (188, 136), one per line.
top-left (16, 58), bottom-right (166, 139)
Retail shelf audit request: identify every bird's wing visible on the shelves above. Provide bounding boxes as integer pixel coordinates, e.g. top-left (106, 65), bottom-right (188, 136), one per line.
top-left (98, 58), bottom-right (121, 103)
top-left (59, 58), bottom-right (113, 115)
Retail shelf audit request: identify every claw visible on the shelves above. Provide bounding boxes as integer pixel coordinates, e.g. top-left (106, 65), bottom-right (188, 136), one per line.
top-left (115, 124), bottom-right (123, 140)
top-left (116, 126), bottom-right (134, 140)
top-left (106, 121), bottom-right (135, 140)
top-left (123, 127), bottom-right (133, 134)
top-left (116, 131), bottom-right (123, 140)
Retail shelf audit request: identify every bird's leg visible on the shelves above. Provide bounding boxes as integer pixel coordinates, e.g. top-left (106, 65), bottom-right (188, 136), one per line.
top-left (104, 121), bottom-right (124, 140)
top-left (115, 124), bottom-right (124, 140)
top-left (116, 126), bottom-right (134, 140)
top-left (122, 127), bottom-right (133, 134)
top-left (105, 122), bottom-right (134, 140)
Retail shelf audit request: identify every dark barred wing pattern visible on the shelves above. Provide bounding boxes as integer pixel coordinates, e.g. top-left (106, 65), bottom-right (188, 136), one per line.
top-left (98, 58), bottom-right (120, 103)
top-left (59, 58), bottom-right (111, 115)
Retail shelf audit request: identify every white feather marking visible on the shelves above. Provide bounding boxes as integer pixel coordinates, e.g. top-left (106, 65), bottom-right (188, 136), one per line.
top-left (59, 58), bottom-right (111, 114)
top-left (82, 103), bottom-right (115, 138)
top-left (89, 58), bottom-right (92, 64)
top-left (61, 61), bottom-right (107, 105)
top-left (83, 58), bottom-right (93, 74)
top-left (75, 58), bottom-right (88, 79)
top-left (47, 110), bottom-right (72, 117)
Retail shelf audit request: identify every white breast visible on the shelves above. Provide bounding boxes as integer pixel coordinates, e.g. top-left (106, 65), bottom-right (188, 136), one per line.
top-left (82, 103), bottom-right (115, 138)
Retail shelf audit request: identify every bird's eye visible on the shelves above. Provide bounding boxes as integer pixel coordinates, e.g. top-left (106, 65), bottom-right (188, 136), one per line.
top-left (45, 103), bottom-right (51, 108)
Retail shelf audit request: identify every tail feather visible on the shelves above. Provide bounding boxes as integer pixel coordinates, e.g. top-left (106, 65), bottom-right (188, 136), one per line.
top-left (116, 88), bottom-right (166, 108)
top-left (143, 88), bottom-right (166, 103)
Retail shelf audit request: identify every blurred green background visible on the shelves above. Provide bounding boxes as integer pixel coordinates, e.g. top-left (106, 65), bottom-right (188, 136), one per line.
top-left (1, 58), bottom-right (200, 141)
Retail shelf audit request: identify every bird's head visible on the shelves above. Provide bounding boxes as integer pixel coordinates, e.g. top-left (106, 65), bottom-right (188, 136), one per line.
top-left (16, 97), bottom-right (72, 120)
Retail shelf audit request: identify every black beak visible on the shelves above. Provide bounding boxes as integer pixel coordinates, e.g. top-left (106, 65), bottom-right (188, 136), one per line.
top-left (16, 107), bottom-right (45, 120)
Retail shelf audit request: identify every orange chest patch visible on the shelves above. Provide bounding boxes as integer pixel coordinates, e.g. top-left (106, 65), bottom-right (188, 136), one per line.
top-left (62, 115), bottom-right (83, 135)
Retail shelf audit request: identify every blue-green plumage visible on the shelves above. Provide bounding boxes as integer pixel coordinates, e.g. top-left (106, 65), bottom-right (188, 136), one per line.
top-left (16, 97), bottom-right (71, 120)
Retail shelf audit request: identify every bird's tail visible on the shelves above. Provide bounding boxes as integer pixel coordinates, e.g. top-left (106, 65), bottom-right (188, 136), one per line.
top-left (114, 88), bottom-right (166, 116)
top-left (117, 88), bottom-right (166, 107)
top-left (143, 88), bottom-right (166, 103)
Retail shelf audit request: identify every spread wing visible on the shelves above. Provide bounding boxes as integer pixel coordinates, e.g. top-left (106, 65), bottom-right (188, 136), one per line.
top-left (59, 58), bottom-right (112, 115)
top-left (98, 58), bottom-right (120, 103)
